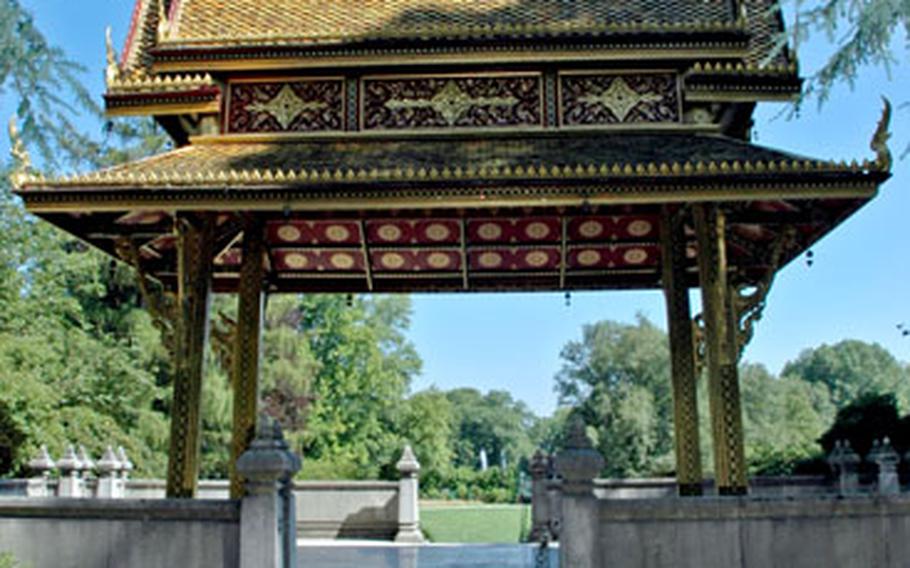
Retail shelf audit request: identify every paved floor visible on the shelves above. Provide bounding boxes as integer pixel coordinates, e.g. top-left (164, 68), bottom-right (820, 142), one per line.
top-left (298, 542), bottom-right (558, 568)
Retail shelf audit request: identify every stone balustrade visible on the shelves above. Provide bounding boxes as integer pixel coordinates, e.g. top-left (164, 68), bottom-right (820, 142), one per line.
top-left (7, 441), bottom-right (423, 543)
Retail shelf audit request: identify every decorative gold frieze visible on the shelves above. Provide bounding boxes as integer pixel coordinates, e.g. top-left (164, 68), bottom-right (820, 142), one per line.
top-left (247, 84), bottom-right (327, 130)
top-left (386, 81), bottom-right (519, 126)
top-left (561, 73), bottom-right (680, 126)
top-left (227, 80), bottom-right (344, 133)
top-left (363, 75), bottom-right (542, 130)
top-left (580, 78), bottom-right (664, 121)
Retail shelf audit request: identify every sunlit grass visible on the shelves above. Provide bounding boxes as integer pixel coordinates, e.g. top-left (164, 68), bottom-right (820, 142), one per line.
top-left (420, 503), bottom-right (531, 543)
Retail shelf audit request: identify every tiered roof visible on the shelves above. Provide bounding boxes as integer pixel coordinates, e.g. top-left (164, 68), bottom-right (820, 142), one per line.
top-left (9, 0), bottom-right (891, 294)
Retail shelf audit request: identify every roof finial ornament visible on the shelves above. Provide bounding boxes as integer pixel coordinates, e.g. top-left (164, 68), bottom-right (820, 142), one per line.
top-left (8, 115), bottom-right (32, 188)
top-left (871, 96), bottom-right (892, 172)
top-left (105, 26), bottom-right (121, 86)
top-left (157, 0), bottom-right (171, 42)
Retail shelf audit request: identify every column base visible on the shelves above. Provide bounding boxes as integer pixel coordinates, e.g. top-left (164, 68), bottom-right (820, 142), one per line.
top-left (677, 483), bottom-right (704, 497)
top-left (395, 526), bottom-right (425, 544)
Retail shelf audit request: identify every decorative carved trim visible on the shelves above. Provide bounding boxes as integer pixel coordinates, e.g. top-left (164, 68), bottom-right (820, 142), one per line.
top-left (731, 226), bottom-right (796, 358)
top-left (227, 79), bottom-right (344, 133)
top-left (560, 72), bottom-right (680, 126)
top-left (362, 74), bottom-right (542, 131)
top-left (871, 97), bottom-right (892, 172)
top-left (114, 235), bottom-right (177, 355)
top-left (7, 116), bottom-right (32, 188)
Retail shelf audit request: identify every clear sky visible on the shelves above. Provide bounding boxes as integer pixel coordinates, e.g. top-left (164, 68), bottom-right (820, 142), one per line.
top-left (14, 0), bottom-right (910, 416)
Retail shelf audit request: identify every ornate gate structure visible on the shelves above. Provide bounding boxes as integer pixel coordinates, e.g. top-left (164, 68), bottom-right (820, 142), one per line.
top-left (10, 0), bottom-right (891, 502)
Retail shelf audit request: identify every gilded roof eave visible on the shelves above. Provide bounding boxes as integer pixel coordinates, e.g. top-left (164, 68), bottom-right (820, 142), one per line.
top-left (13, 132), bottom-right (888, 188)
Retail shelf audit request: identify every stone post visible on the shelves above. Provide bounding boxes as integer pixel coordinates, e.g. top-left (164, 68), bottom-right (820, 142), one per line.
top-left (395, 445), bottom-right (425, 543)
top-left (529, 450), bottom-right (551, 542)
top-left (56, 445), bottom-right (85, 498)
top-left (870, 438), bottom-right (900, 495)
top-left (26, 446), bottom-right (55, 497)
top-left (555, 415), bottom-right (604, 568)
top-left (96, 446), bottom-right (124, 499)
top-left (78, 445), bottom-right (97, 497)
top-left (827, 440), bottom-right (861, 495)
top-left (546, 454), bottom-right (563, 541)
top-left (236, 416), bottom-right (301, 568)
top-left (116, 446), bottom-right (134, 481)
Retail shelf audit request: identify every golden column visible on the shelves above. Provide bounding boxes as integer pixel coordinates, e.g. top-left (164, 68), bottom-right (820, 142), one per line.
top-left (693, 204), bottom-right (748, 495)
top-left (166, 214), bottom-right (216, 498)
top-left (660, 206), bottom-right (703, 496)
top-left (229, 218), bottom-right (268, 499)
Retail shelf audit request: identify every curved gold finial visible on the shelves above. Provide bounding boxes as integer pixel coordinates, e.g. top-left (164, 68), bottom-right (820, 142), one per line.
top-left (871, 96), bottom-right (892, 172)
top-left (8, 116), bottom-right (32, 188)
top-left (105, 26), bottom-right (120, 86)
top-left (157, 0), bottom-right (170, 41)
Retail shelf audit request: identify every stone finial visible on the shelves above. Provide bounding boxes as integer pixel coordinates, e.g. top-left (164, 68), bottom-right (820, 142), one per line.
top-left (530, 449), bottom-right (549, 478)
top-left (828, 440), bottom-right (861, 495)
top-left (57, 445), bottom-right (82, 476)
top-left (28, 446), bottom-right (55, 476)
top-left (396, 445), bottom-right (421, 477)
top-left (870, 437), bottom-right (901, 495)
top-left (870, 438), bottom-right (899, 468)
top-left (236, 414), bottom-right (301, 492)
top-left (841, 440), bottom-right (861, 469)
top-left (116, 446), bottom-right (134, 476)
top-left (78, 446), bottom-right (96, 474)
top-left (826, 440), bottom-right (843, 473)
top-left (554, 414), bottom-right (604, 495)
top-left (97, 446), bottom-right (122, 477)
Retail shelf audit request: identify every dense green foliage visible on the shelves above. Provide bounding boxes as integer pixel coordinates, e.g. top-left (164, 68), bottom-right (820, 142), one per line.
top-left (557, 317), bottom-right (910, 477)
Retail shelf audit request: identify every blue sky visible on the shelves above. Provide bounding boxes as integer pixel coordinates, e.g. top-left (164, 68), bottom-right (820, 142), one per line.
top-left (15, 0), bottom-right (910, 416)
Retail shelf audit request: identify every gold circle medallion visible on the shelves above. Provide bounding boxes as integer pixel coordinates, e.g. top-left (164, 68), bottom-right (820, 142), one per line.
top-left (525, 222), bottom-right (551, 240)
top-left (381, 252), bottom-right (406, 270)
top-left (627, 220), bottom-right (653, 237)
top-left (425, 223), bottom-right (451, 242)
top-left (577, 250), bottom-right (601, 266)
top-left (284, 252), bottom-right (309, 269)
top-left (325, 225), bottom-right (351, 242)
top-left (377, 224), bottom-right (403, 242)
top-left (579, 220), bottom-right (604, 239)
top-left (276, 225), bottom-right (302, 242)
top-left (623, 248), bottom-right (649, 265)
top-left (478, 251), bottom-right (503, 268)
top-left (330, 252), bottom-right (356, 269)
top-left (427, 252), bottom-right (451, 269)
top-left (525, 251), bottom-right (550, 267)
top-left (477, 222), bottom-right (503, 241)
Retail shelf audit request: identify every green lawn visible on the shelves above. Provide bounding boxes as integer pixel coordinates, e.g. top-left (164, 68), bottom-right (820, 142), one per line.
top-left (420, 503), bottom-right (531, 543)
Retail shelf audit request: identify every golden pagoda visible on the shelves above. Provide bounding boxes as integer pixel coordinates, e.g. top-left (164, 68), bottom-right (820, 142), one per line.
top-left (10, 0), bottom-right (892, 500)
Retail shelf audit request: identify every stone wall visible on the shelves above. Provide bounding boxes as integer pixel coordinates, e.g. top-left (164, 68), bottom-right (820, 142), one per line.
top-left (103, 479), bottom-right (403, 539)
top-left (0, 499), bottom-right (239, 568)
top-left (597, 495), bottom-right (910, 568)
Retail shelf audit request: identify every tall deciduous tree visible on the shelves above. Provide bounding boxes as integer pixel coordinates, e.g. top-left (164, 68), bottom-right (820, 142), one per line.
top-left (555, 315), bottom-right (673, 477)
top-left (781, 340), bottom-right (910, 410)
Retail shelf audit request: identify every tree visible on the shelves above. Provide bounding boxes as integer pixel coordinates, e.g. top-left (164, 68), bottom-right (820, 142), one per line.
top-left (261, 294), bottom-right (421, 480)
top-left (794, 0), bottom-right (910, 105)
top-left (445, 388), bottom-right (536, 471)
top-left (818, 392), bottom-right (902, 457)
top-left (397, 389), bottom-right (455, 477)
top-left (782, 340), bottom-right (910, 410)
top-left (740, 363), bottom-right (832, 474)
top-left (0, 0), bottom-right (172, 476)
top-left (555, 315), bottom-right (673, 477)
